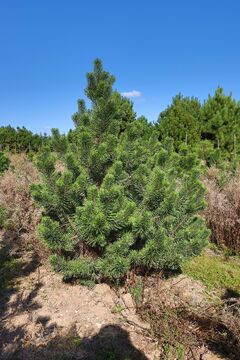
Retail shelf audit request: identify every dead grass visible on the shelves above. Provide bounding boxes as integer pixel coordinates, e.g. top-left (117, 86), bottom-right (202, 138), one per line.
top-left (138, 275), bottom-right (240, 360)
top-left (203, 167), bottom-right (240, 251)
top-left (0, 154), bottom-right (47, 258)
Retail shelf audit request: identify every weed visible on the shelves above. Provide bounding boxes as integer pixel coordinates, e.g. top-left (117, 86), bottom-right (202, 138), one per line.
top-left (80, 279), bottom-right (96, 289)
top-left (111, 303), bottom-right (125, 314)
top-left (162, 343), bottom-right (185, 360)
top-left (129, 279), bottom-right (144, 306)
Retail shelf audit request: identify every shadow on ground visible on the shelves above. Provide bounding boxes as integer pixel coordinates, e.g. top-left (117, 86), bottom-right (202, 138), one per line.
top-left (9, 323), bottom-right (147, 360)
top-left (0, 237), bottom-right (43, 359)
top-left (0, 241), bottom-right (147, 359)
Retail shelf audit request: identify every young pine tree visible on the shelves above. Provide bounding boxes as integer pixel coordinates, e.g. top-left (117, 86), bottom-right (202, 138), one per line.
top-left (201, 87), bottom-right (240, 158)
top-left (31, 59), bottom-right (209, 283)
top-left (158, 94), bottom-right (202, 150)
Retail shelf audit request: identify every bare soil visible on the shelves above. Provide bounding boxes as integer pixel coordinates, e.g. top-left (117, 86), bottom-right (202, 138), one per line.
top-left (0, 250), bottom-right (231, 360)
top-left (0, 252), bottom-right (158, 359)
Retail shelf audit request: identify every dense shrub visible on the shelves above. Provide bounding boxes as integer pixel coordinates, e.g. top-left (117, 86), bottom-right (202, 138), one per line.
top-left (31, 59), bottom-right (209, 283)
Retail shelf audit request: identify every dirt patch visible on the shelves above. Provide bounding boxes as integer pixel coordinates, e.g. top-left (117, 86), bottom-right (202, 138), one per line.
top-left (0, 256), bottom-right (158, 359)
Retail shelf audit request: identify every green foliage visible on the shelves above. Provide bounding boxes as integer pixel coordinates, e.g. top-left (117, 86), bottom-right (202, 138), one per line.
top-left (0, 206), bottom-right (6, 228)
top-left (201, 87), bottom-right (240, 157)
top-left (111, 304), bottom-right (125, 314)
top-left (129, 279), bottom-right (144, 306)
top-left (158, 88), bottom-right (240, 165)
top-left (0, 152), bottom-right (10, 174)
top-left (158, 94), bottom-right (202, 149)
top-left (162, 343), bottom-right (185, 360)
top-left (32, 59), bottom-right (209, 283)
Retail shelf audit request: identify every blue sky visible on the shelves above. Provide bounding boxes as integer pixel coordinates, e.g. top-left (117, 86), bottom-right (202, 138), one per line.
top-left (0, 0), bottom-right (240, 134)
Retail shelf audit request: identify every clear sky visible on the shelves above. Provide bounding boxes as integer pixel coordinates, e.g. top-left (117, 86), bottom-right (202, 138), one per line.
top-left (0, 0), bottom-right (240, 134)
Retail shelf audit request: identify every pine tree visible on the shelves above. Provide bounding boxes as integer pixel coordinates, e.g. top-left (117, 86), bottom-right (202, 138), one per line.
top-left (158, 94), bottom-right (202, 149)
top-left (31, 59), bottom-right (209, 283)
top-left (201, 87), bottom-right (240, 158)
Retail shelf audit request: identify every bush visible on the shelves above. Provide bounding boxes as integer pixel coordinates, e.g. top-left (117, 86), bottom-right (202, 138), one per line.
top-left (32, 59), bottom-right (209, 283)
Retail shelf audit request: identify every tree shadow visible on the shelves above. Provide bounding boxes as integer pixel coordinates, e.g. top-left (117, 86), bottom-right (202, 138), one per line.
top-left (0, 238), bottom-right (43, 359)
top-left (10, 323), bottom-right (148, 360)
top-left (0, 243), bottom-right (148, 359)
top-left (80, 324), bottom-right (148, 360)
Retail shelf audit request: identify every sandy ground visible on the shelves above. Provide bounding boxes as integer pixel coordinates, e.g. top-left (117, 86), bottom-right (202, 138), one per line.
top-left (0, 255), bottom-right (159, 359)
top-left (0, 254), bottom-right (228, 360)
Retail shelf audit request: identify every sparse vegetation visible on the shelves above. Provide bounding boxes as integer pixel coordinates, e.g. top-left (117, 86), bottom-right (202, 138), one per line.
top-left (0, 154), bottom-right (46, 255)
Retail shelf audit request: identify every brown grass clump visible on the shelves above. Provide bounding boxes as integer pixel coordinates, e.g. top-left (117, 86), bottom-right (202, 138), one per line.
top-left (0, 154), bottom-right (47, 258)
top-left (138, 276), bottom-right (240, 360)
top-left (203, 167), bottom-right (240, 251)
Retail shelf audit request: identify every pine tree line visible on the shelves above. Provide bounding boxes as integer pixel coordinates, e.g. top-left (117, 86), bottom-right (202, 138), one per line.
top-left (158, 88), bottom-right (240, 165)
top-left (0, 125), bottom-right (49, 153)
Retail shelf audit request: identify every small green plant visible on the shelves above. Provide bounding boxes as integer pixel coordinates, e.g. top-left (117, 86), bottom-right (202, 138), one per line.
top-left (0, 206), bottom-right (6, 228)
top-left (129, 279), bottom-right (144, 306)
top-left (71, 337), bottom-right (82, 347)
top-left (111, 303), bottom-right (125, 314)
top-left (79, 279), bottom-right (96, 289)
top-left (162, 343), bottom-right (185, 360)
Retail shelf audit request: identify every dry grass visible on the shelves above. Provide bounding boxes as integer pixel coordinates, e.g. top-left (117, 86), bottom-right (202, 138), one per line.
top-left (138, 275), bottom-right (240, 360)
top-left (203, 167), bottom-right (240, 251)
top-left (0, 154), bottom-right (47, 258)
